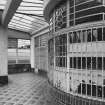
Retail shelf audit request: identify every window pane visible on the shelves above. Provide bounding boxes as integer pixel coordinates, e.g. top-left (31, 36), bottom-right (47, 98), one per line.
top-left (82, 30), bottom-right (87, 42)
top-left (75, 7), bottom-right (104, 19)
top-left (97, 57), bottom-right (102, 70)
top-left (75, 0), bottom-right (86, 5)
top-left (82, 57), bottom-right (86, 69)
top-left (87, 29), bottom-right (92, 42)
top-left (73, 32), bottom-right (77, 43)
top-left (97, 28), bottom-right (102, 41)
top-left (70, 57), bottom-right (72, 68)
top-left (74, 57), bottom-right (76, 68)
top-left (92, 29), bottom-right (97, 41)
top-left (70, 0), bottom-right (74, 7)
top-left (103, 27), bottom-right (105, 41)
top-left (75, 0), bottom-right (103, 11)
top-left (87, 57), bottom-right (91, 69)
top-left (70, 21), bottom-right (74, 26)
top-left (69, 33), bottom-right (73, 43)
top-left (78, 57), bottom-right (81, 69)
top-left (92, 57), bottom-right (96, 70)
top-left (75, 14), bottom-right (103, 25)
top-left (76, 31), bottom-right (81, 43)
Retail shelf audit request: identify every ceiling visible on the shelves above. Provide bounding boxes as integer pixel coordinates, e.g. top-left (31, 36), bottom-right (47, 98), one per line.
top-left (0, 0), bottom-right (48, 34)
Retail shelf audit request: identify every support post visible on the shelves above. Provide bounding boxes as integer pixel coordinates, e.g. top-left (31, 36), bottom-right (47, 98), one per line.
top-left (30, 37), bottom-right (37, 73)
top-left (0, 26), bottom-right (8, 84)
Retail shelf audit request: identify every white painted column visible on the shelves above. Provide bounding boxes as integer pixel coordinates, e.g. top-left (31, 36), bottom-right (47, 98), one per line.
top-left (30, 37), bottom-right (38, 73)
top-left (30, 37), bottom-right (35, 68)
top-left (16, 39), bottom-right (18, 64)
top-left (0, 26), bottom-right (8, 84)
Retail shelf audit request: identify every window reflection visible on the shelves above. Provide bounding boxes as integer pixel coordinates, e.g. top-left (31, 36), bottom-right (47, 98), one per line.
top-left (69, 27), bottom-right (105, 43)
top-left (87, 29), bottom-right (91, 42)
top-left (92, 29), bottom-right (97, 41)
top-left (82, 30), bottom-right (87, 42)
top-left (97, 28), bottom-right (102, 41)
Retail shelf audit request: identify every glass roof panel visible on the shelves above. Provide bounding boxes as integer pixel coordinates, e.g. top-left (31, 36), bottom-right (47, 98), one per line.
top-left (8, 25), bottom-right (31, 32)
top-left (9, 23), bottom-right (32, 30)
top-left (8, 0), bottom-right (48, 34)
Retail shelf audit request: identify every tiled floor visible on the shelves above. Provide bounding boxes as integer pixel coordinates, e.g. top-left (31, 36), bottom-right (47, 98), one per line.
top-left (0, 73), bottom-right (53, 105)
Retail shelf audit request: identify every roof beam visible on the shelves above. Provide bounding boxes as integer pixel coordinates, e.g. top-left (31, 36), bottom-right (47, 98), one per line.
top-left (16, 12), bottom-right (43, 17)
top-left (8, 28), bottom-right (30, 40)
top-left (22, 1), bottom-right (43, 5)
top-left (2, 0), bottom-right (22, 27)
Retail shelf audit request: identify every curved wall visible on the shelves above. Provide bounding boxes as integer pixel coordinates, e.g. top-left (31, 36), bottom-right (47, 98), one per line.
top-left (44, 0), bottom-right (62, 21)
top-left (44, 0), bottom-right (105, 104)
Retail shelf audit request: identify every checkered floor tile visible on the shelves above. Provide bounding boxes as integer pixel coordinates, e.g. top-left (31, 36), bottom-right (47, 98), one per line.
top-left (0, 73), bottom-right (53, 105)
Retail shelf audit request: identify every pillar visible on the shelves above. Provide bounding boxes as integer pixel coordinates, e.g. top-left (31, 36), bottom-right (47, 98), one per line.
top-left (30, 37), bottom-right (35, 72)
top-left (0, 26), bottom-right (8, 84)
top-left (16, 39), bottom-right (18, 64)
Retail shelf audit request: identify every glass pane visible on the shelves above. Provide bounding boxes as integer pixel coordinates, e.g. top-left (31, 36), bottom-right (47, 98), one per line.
top-left (87, 29), bottom-right (92, 42)
top-left (92, 29), bottom-right (97, 41)
top-left (97, 28), bottom-right (102, 41)
top-left (82, 57), bottom-right (86, 69)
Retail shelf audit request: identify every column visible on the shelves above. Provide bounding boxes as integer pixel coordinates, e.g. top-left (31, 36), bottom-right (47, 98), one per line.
top-left (16, 39), bottom-right (18, 64)
top-left (0, 26), bottom-right (8, 84)
top-left (30, 37), bottom-right (38, 73)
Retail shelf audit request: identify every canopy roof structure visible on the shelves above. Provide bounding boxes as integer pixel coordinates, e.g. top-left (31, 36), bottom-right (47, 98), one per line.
top-left (0, 0), bottom-right (48, 34)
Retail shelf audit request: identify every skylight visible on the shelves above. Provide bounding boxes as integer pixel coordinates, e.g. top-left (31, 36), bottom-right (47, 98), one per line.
top-left (7, 0), bottom-right (48, 34)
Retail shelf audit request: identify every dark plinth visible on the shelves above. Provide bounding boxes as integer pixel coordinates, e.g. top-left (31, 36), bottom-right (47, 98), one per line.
top-left (0, 76), bottom-right (8, 85)
top-left (49, 82), bottom-right (105, 105)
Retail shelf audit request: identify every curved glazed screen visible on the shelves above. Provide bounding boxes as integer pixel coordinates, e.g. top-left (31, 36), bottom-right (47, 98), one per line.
top-left (47, 0), bottom-right (105, 104)
top-left (51, 0), bottom-right (104, 31)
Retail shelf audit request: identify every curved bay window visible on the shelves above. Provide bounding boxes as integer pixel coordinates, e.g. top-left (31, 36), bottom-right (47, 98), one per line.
top-left (47, 0), bottom-right (105, 104)
top-left (68, 27), bottom-right (105, 99)
top-left (55, 34), bottom-right (67, 67)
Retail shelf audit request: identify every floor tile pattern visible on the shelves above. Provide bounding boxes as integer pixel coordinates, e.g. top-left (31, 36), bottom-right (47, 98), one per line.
top-left (0, 73), bottom-right (53, 105)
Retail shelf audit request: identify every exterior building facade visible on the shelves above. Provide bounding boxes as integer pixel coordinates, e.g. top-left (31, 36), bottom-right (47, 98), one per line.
top-left (44, 0), bottom-right (105, 104)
